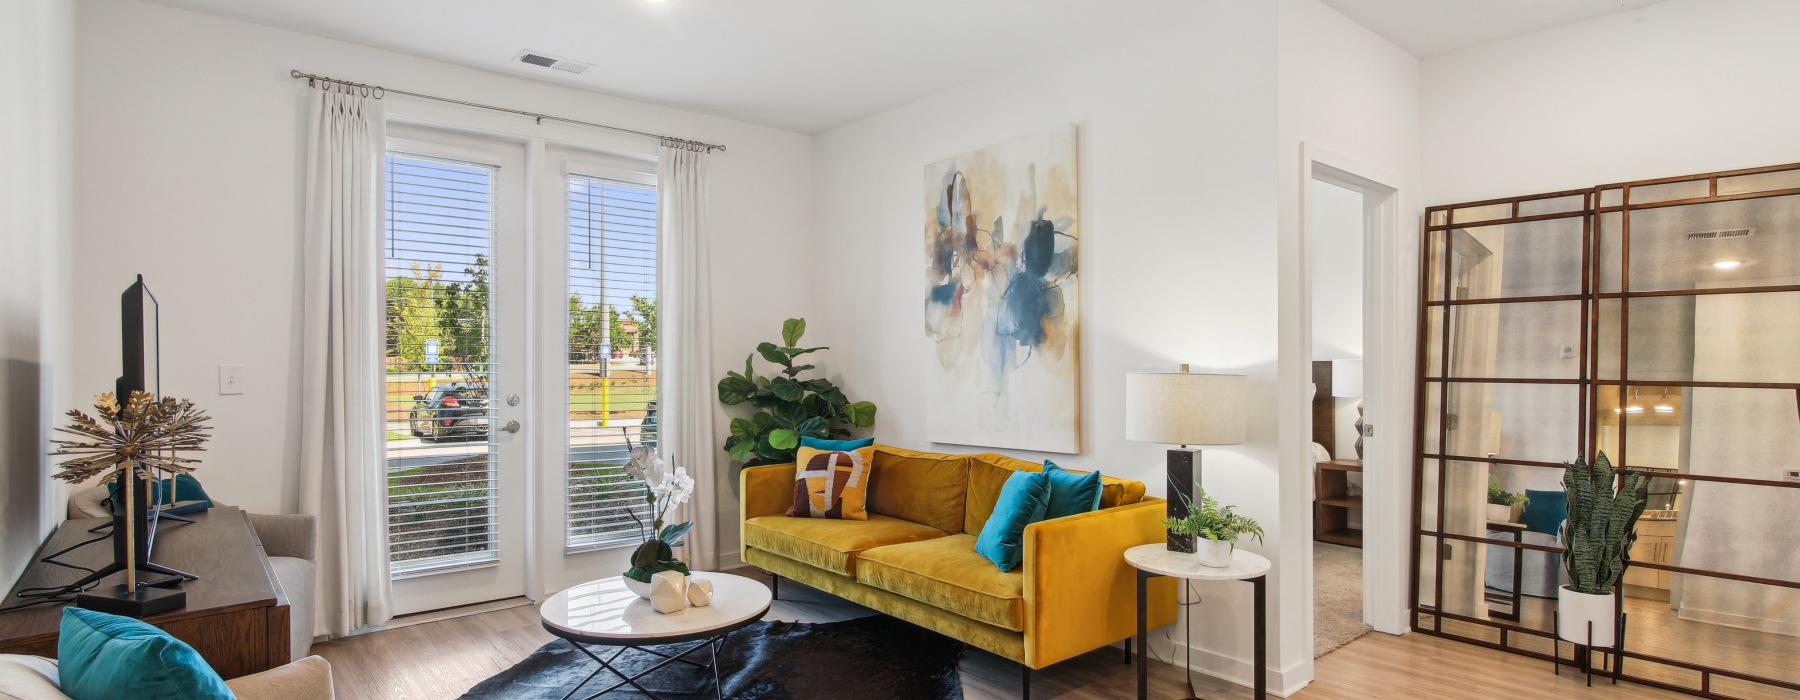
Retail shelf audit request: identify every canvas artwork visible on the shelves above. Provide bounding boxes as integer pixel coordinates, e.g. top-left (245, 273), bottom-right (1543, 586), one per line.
top-left (923, 126), bottom-right (1080, 453)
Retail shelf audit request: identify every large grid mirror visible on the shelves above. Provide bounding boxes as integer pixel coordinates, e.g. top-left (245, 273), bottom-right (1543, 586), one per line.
top-left (1412, 163), bottom-right (1800, 699)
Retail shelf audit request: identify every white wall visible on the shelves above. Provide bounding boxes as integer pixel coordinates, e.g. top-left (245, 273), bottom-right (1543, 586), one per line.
top-left (1309, 181), bottom-right (1364, 461)
top-left (71, 0), bottom-right (813, 567)
top-left (1277, 0), bottom-right (1422, 672)
top-left (808, 0), bottom-right (1302, 690)
top-left (1422, 0), bottom-right (1800, 205)
top-left (1, 0), bottom-right (75, 586)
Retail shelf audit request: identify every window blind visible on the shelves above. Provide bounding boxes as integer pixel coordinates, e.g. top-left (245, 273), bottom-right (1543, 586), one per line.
top-left (383, 152), bottom-right (502, 576)
top-left (565, 173), bottom-right (658, 552)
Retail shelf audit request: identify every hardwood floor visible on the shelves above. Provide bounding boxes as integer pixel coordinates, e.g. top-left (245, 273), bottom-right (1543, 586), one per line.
top-left (311, 569), bottom-right (1696, 700)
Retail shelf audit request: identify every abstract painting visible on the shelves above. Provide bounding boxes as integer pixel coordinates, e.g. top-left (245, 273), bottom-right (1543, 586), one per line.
top-left (923, 126), bottom-right (1079, 453)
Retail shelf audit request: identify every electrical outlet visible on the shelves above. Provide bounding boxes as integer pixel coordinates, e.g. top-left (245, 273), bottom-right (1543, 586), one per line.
top-left (219, 365), bottom-right (244, 395)
top-left (1442, 542), bottom-right (1454, 561)
top-left (1559, 344), bottom-right (1576, 359)
top-left (1785, 468), bottom-right (1800, 482)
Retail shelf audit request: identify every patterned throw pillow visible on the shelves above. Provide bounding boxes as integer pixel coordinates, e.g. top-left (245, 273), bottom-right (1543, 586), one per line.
top-left (786, 437), bottom-right (876, 520)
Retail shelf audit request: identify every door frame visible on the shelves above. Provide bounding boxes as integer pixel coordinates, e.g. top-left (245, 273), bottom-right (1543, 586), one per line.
top-left (1279, 143), bottom-right (1414, 662)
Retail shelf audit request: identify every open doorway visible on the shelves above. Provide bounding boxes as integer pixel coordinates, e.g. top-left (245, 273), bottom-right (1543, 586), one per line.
top-left (1308, 180), bottom-right (1372, 656)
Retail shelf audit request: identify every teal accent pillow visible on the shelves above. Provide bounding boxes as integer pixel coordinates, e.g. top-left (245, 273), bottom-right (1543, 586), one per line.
top-left (1522, 489), bottom-right (1568, 536)
top-left (105, 474), bottom-right (214, 516)
top-left (798, 436), bottom-right (875, 452)
top-left (974, 469), bottom-right (1051, 572)
top-left (57, 608), bottom-right (233, 700)
top-left (1042, 460), bottom-right (1103, 520)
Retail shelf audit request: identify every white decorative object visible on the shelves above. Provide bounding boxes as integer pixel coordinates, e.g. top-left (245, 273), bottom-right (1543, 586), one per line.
top-left (623, 576), bottom-right (652, 599)
top-left (1194, 539), bottom-right (1235, 568)
top-left (1557, 586), bottom-right (1618, 647)
top-left (687, 577), bottom-right (714, 607)
top-left (649, 571), bottom-right (688, 614)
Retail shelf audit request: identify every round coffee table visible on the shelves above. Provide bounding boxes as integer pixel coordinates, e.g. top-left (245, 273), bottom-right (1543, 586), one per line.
top-left (540, 572), bottom-right (772, 700)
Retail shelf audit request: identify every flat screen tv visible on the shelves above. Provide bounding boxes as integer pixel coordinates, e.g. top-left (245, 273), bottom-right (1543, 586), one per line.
top-left (116, 274), bottom-right (159, 407)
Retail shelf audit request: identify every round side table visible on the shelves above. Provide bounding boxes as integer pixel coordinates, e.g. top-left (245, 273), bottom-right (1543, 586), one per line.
top-left (1125, 544), bottom-right (1272, 700)
top-left (540, 572), bottom-right (772, 700)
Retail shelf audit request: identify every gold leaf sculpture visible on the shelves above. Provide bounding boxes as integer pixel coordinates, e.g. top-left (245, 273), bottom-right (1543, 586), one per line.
top-left (49, 391), bottom-right (212, 484)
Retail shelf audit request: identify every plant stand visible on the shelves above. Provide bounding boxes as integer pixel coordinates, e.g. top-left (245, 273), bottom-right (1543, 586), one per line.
top-left (1552, 610), bottom-right (1629, 687)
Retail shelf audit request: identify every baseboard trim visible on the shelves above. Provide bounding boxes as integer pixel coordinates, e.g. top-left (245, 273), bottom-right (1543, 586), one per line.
top-left (717, 550), bottom-right (744, 570)
top-left (1146, 635), bottom-right (1313, 698)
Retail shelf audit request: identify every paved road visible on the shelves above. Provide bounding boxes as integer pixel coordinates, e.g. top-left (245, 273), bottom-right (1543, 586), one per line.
top-left (384, 417), bottom-right (650, 468)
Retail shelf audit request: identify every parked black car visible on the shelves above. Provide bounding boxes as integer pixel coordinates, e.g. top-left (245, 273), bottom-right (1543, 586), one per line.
top-left (409, 383), bottom-right (489, 442)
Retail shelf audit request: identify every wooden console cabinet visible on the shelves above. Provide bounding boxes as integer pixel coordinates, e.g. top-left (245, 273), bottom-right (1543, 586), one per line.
top-left (0, 507), bottom-right (290, 678)
top-left (1314, 459), bottom-right (1363, 547)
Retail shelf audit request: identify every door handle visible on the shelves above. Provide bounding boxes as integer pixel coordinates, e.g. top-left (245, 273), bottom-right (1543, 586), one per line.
top-left (500, 420), bottom-right (521, 434)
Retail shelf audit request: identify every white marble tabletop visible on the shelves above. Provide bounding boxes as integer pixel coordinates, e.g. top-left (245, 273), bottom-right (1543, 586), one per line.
top-left (1125, 544), bottom-right (1272, 580)
top-left (540, 572), bottom-right (772, 642)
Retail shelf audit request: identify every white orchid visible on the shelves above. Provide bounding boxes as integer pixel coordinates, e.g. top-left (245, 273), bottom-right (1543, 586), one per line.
top-left (621, 448), bottom-right (695, 549)
top-left (625, 445), bottom-right (655, 481)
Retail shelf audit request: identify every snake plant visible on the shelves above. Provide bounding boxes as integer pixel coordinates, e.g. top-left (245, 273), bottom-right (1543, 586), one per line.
top-left (1560, 452), bottom-right (1650, 595)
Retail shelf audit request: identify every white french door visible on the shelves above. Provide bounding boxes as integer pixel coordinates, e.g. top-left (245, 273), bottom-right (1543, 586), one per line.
top-left (381, 127), bottom-right (529, 615)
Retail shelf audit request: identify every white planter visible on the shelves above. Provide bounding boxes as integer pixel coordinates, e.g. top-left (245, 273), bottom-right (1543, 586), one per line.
top-left (1557, 586), bottom-right (1618, 647)
top-left (1195, 539), bottom-right (1235, 568)
top-left (1487, 503), bottom-right (1513, 523)
top-left (623, 576), bottom-right (652, 599)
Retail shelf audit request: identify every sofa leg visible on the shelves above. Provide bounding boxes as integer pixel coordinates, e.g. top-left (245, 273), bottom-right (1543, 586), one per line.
top-left (1021, 664), bottom-right (1031, 700)
top-left (771, 573), bottom-right (779, 600)
top-left (1124, 638), bottom-right (1132, 665)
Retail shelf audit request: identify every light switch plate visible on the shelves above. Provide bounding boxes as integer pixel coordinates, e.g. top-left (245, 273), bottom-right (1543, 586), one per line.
top-left (219, 364), bottom-right (244, 395)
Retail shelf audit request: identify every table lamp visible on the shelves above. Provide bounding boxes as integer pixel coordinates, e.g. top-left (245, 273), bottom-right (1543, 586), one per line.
top-left (1126, 366), bottom-right (1246, 551)
top-left (1331, 358), bottom-right (1363, 460)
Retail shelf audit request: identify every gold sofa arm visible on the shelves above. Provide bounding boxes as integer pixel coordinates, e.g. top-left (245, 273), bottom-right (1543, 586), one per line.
top-left (739, 462), bottom-right (796, 558)
top-left (1021, 498), bottom-right (1178, 668)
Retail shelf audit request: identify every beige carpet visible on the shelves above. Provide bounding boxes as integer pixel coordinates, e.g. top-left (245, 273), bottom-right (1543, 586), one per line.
top-left (1314, 542), bottom-right (1372, 657)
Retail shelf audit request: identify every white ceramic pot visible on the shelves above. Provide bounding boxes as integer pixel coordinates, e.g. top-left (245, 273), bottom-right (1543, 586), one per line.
top-left (623, 575), bottom-right (652, 599)
top-left (1557, 586), bottom-right (1618, 647)
top-left (650, 571), bottom-right (689, 614)
top-left (1487, 503), bottom-right (1514, 523)
top-left (1195, 539), bottom-right (1235, 568)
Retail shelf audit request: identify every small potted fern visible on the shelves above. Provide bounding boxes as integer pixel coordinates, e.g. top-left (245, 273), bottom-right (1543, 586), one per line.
top-left (1558, 452), bottom-right (1648, 648)
top-left (1162, 488), bottom-right (1264, 568)
top-left (1487, 475), bottom-right (1529, 523)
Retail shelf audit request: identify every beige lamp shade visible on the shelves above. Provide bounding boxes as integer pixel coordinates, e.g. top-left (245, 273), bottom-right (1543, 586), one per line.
top-left (1331, 358), bottom-right (1363, 398)
top-left (1125, 372), bottom-right (1246, 446)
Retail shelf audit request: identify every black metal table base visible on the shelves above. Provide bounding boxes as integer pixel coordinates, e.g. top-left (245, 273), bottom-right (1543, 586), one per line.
top-left (561, 634), bottom-right (728, 700)
top-left (1136, 570), bottom-right (1266, 700)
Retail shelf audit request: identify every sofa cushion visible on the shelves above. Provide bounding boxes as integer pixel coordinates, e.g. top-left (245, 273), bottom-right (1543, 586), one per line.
top-left (859, 534), bottom-right (1026, 632)
top-left (269, 556), bottom-right (317, 662)
top-left (744, 515), bottom-right (947, 576)
top-left (966, 453), bottom-right (1145, 534)
top-left (787, 440), bottom-right (876, 520)
top-left (57, 608), bottom-right (232, 700)
top-left (974, 470), bottom-right (1050, 572)
top-left (0, 654), bottom-right (66, 700)
top-left (868, 446), bottom-right (969, 534)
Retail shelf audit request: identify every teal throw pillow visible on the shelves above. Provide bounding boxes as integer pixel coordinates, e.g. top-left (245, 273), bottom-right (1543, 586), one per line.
top-left (1521, 489), bottom-right (1568, 536)
top-left (58, 607), bottom-right (233, 700)
top-left (105, 474), bottom-right (214, 516)
top-left (1042, 460), bottom-right (1103, 520)
top-left (974, 469), bottom-right (1051, 572)
top-left (798, 436), bottom-right (875, 451)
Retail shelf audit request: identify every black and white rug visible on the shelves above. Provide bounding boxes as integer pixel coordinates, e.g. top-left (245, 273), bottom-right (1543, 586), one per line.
top-left (457, 615), bottom-right (964, 700)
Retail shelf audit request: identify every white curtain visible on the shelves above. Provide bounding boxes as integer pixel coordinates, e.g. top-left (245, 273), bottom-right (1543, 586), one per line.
top-left (658, 141), bottom-right (718, 570)
top-left (298, 82), bottom-right (392, 637)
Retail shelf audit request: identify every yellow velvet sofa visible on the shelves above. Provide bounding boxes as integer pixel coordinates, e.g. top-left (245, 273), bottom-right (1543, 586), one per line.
top-left (739, 445), bottom-right (1177, 679)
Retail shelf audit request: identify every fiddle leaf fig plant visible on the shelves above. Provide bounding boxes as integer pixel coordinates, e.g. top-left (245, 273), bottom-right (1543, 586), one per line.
top-left (719, 318), bottom-right (876, 467)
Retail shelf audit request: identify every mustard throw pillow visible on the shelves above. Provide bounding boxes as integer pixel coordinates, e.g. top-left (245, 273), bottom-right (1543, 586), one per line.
top-left (787, 437), bottom-right (875, 520)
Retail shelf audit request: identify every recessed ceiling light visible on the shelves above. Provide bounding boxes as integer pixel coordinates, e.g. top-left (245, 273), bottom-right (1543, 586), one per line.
top-left (1625, 406), bottom-right (1644, 414)
top-left (1712, 260), bottom-right (1743, 269)
top-left (1653, 405), bottom-right (1674, 413)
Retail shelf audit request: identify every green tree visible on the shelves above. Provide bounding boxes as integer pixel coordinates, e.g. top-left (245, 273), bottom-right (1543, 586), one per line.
top-left (436, 255), bottom-right (490, 373)
top-left (387, 263), bottom-right (442, 370)
top-left (626, 295), bottom-right (656, 353)
top-left (568, 295), bottom-right (607, 362)
top-left (607, 305), bottom-right (629, 354)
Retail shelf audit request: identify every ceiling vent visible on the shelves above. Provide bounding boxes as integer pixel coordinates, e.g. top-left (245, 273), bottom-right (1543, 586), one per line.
top-left (514, 50), bottom-right (592, 75)
top-left (1686, 227), bottom-right (1755, 241)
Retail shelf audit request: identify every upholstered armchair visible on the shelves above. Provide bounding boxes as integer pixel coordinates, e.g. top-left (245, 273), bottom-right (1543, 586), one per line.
top-left (67, 488), bottom-right (318, 663)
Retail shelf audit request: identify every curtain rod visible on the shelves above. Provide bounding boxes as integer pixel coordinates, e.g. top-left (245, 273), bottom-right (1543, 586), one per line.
top-left (290, 70), bottom-right (726, 153)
